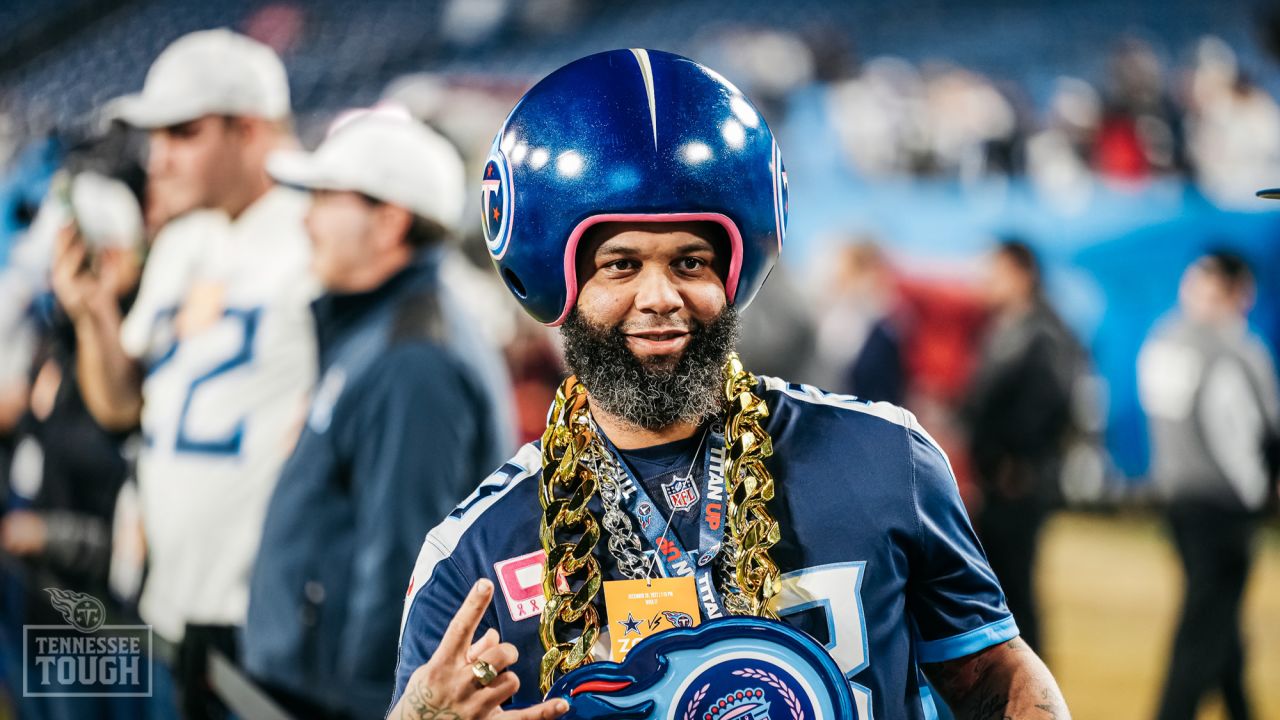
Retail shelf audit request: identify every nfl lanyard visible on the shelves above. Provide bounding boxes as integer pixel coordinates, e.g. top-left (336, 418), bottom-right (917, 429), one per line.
top-left (601, 425), bottom-right (730, 621)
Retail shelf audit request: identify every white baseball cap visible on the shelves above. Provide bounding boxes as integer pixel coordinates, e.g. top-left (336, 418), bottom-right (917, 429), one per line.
top-left (109, 29), bottom-right (290, 128)
top-left (266, 108), bottom-right (465, 229)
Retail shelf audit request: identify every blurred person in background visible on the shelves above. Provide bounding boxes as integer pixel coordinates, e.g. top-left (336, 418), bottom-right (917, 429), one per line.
top-left (49, 29), bottom-right (315, 719)
top-left (826, 57), bottom-right (921, 179)
top-left (735, 261), bottom-right (817, 382)
top-left (0, 139), bottom-right (61, 508)
top-left (1025, 76), bottom-right (1101, 214)
top-left (1138, 250), bottom-right (1278, 720)
top-left (243, 108), bottom-right (514, 720)
top-left (1184, 37), bottom-right (1280, 209)
top-left (810, 239), bottom-right (906, 404)
top-left (919, 65), bottom-right (1021, 180)
top-left (961, 239), bottom-right (1078, 656)
top-left (1093, 36), bottom-right (1185, 183)
top-left (3, 145), bottom-right (147, 719)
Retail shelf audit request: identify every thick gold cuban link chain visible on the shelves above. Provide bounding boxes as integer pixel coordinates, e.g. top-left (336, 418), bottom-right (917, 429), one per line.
top-left (719, 353), bottom-right (782, 618)
top-left (537, 354), bottom-right (782, 693)
top-left (536, 376), bottom-right (603, 694)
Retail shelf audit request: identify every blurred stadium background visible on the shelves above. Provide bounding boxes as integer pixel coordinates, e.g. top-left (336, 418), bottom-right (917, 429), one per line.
top-left (1, 1), bottom-right (1278, 719)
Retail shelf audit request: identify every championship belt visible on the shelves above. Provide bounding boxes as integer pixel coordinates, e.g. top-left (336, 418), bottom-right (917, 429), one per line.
top-left (545, 617), bottom-right (857, 719)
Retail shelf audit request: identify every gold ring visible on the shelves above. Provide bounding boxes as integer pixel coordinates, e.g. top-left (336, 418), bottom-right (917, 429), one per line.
top-left (471, 660), bottom-right (498, 688)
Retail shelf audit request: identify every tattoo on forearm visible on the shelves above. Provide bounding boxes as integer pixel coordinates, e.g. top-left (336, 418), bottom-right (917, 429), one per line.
top-left (972, 690), bottom-right (1011, 720)
top-left (1033, 684), bottom-right (1062, 719)
top-left (924, 638), bottom-right (1068, 720)
top-left (399, 682), bottom-right (462, 720)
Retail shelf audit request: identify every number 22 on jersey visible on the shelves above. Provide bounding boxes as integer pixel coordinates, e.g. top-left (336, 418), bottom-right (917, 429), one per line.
top-left (146, 305), bottom-right (261, 457)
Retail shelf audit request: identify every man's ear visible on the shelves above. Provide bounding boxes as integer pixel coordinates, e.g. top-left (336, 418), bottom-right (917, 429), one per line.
top-left (376, 204), bottom-right (415, 252)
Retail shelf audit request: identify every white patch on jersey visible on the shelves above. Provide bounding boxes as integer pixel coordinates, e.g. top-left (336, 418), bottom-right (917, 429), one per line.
top-left (494, 549), bottom-right (548, 621)
top-left (400, 442), bottom-right (542, 636)
top-left (629, 48), bottom-right (658, 149)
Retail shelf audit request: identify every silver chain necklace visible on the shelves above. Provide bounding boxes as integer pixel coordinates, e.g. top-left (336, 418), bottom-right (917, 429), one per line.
top-left (590, 422), bottom-right (746, 609)
top-left (589, 440), bottom-right (650, 580)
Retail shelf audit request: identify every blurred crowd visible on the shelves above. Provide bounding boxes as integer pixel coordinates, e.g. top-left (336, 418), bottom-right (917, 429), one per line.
top-left (819, 34), bottom-right (1280, 210)
top-left (0, 4), bottom-right (1276, 720)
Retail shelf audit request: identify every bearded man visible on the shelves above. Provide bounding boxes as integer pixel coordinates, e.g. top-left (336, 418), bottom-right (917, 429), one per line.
top-left (388, 49), bottom-right (1070, 720)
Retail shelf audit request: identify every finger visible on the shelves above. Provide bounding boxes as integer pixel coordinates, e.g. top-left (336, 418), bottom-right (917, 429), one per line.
top-left (472, 670), bottom-right (520, 708)
top-left (474, 642), bottom-right (519, 675)
top-left (97, 253), bottom-right (120, 291)
top-left (436, 579), bottom-right (495, 659)
top-left (495, 697), bottom-right (570, 720)
top-left (56, 226), bottom-right (87, 264)
top-left (467, 628), bottom-right (499, 662)
top-left (53, 241), bottom-right (85, 279)
top-left (53, 224), bottom-right (77, 256)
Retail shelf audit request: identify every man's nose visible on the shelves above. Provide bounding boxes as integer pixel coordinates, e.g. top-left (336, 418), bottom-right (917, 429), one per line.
top-left (632, 267), bottom-right (683, 315)
top-left (147, 134), bottom-right (171, 175)
top-left (303, 203), bottom-right (319, 239)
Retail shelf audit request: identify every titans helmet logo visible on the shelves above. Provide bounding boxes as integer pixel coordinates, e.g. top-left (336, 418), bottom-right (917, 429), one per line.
top-left (546, 617), bottom-right (858, 719)
top-left (481, 149), bottom-right (513, 260)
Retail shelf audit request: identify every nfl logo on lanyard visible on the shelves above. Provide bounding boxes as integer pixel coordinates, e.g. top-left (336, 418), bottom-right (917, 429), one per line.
top-left (662, 474), bottom-right (701, 513)
top-left (546, 617), bottom-right (858, 719)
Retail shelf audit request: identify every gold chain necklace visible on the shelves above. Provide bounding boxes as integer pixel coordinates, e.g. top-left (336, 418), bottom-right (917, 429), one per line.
top-left (718, 353), bottom-right (782, 617)
top-left (536, 353), bottom-right (781, 694)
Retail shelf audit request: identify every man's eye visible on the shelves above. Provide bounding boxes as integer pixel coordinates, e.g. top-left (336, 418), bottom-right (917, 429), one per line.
top-left (168, 123), bottom-right (199, 139)
top-left (606, 259), bottom-right (637, 271)
top-left (677, 257), bottom-right (706, 271)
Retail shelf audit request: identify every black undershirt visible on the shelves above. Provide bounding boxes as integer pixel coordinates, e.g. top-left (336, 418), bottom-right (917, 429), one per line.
top-left (614, 428), bottom-right (708, 558)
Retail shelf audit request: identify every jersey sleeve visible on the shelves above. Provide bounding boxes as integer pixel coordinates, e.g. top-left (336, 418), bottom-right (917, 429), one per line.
top-left (119, 260), bottom-right (169, 360)
top-left (903, 415), bottom-right (1018, 663)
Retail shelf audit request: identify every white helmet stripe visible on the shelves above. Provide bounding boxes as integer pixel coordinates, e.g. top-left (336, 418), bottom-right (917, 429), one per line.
top-left (629, 48), bottom-right (658, 149)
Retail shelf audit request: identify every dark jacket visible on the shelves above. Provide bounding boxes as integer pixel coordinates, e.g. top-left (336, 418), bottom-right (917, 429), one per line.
top-left (963, 302), bottom-right (1078, 503)
top-left (243, 250), bottom-right (512, 719)
top-left (10, 305), bottom-right (133, 625)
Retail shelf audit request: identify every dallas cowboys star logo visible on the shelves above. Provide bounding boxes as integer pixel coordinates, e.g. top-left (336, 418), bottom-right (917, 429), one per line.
top-left (618, 612), bottom-right (642, 637)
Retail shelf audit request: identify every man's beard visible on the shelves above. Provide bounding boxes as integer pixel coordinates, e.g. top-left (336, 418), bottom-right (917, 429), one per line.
top-left (561, 306), bottom-right (740, 431)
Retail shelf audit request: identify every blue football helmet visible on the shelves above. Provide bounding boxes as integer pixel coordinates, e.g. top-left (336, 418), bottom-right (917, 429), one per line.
top-left (481, 48), bottom-right (788, 325)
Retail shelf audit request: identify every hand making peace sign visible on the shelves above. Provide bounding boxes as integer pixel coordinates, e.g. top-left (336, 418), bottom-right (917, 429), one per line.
top-left (389, 579), bottom-right (569, 720)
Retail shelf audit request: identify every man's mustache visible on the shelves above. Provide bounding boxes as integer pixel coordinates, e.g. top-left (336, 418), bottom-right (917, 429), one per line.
top-left (617, 319), bottom-right (694, 335)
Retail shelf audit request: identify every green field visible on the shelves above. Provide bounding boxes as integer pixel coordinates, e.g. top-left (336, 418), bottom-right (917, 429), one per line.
top-left (1040, 512), bottom-right (1280, 720)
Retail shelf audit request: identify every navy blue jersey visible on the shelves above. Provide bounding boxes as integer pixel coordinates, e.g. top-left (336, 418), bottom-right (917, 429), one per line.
top-left (394, 378), bottom-right (1016, 719)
